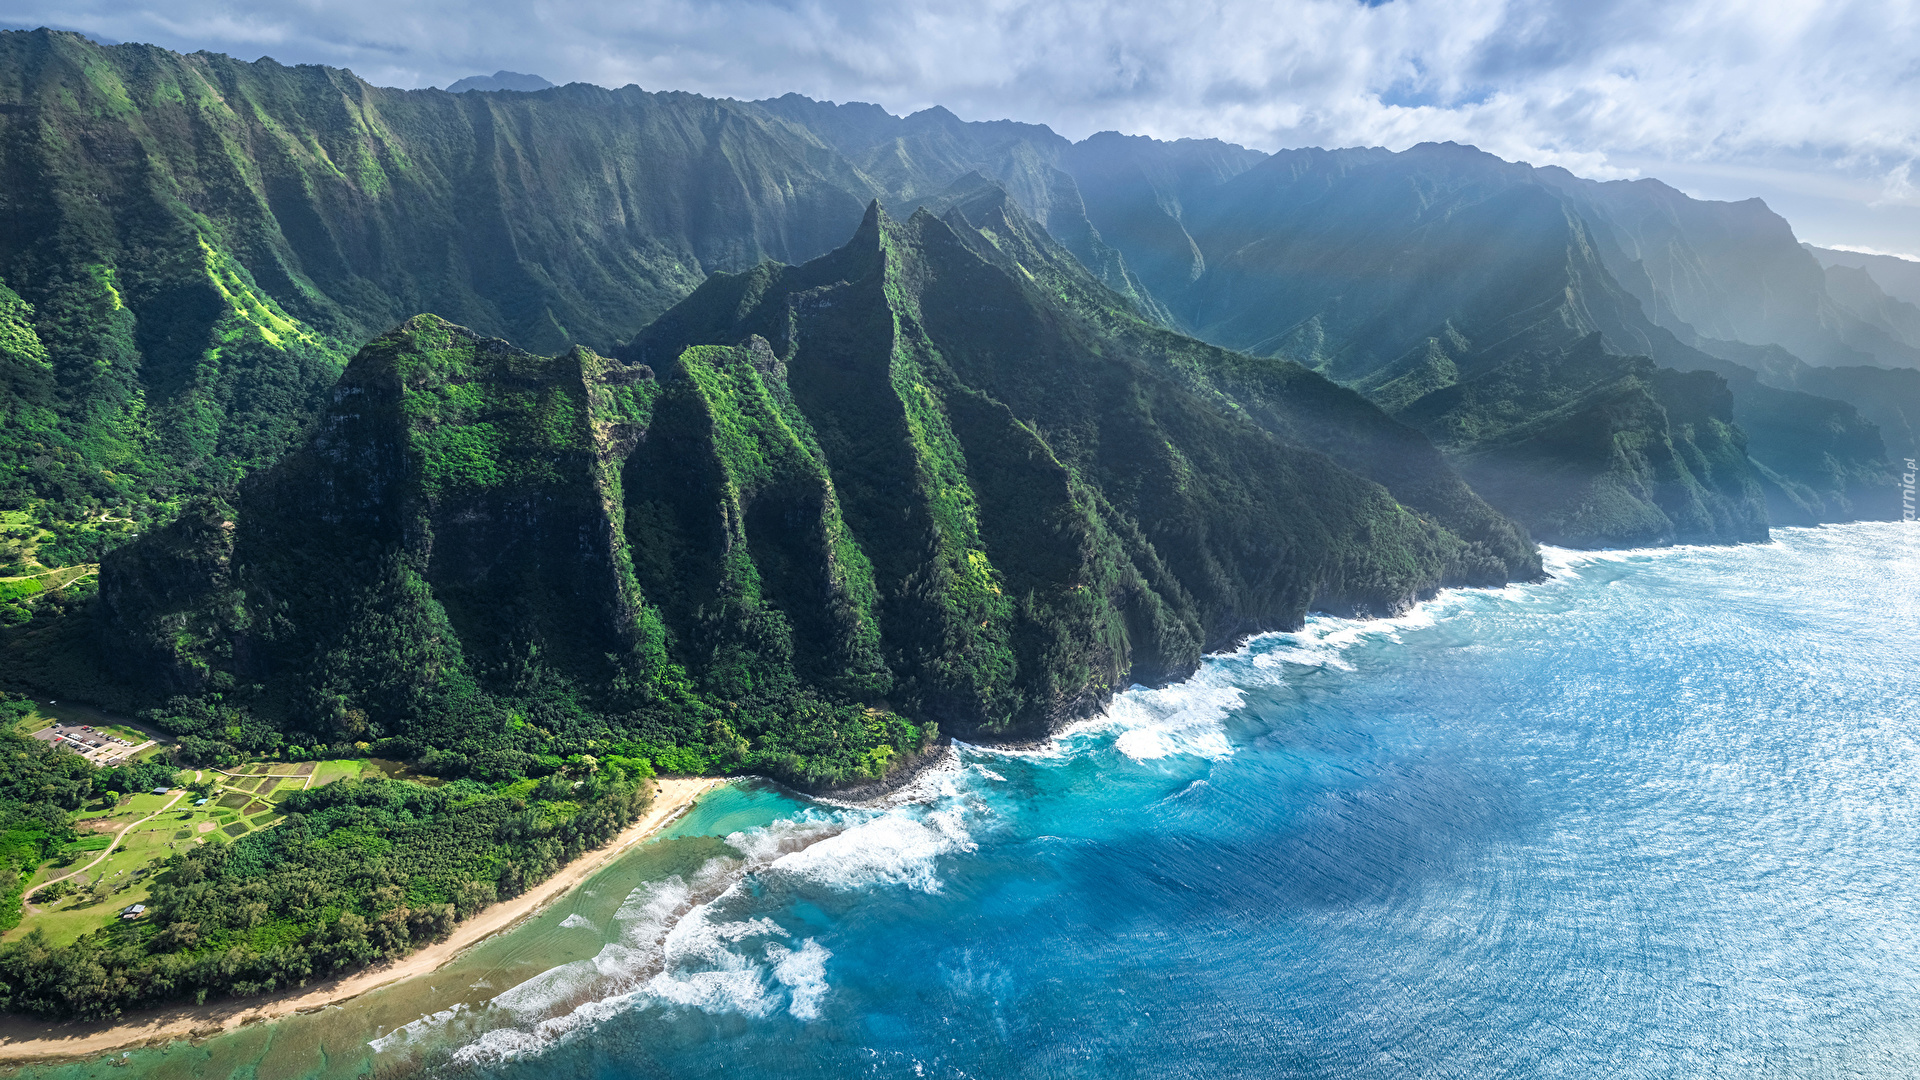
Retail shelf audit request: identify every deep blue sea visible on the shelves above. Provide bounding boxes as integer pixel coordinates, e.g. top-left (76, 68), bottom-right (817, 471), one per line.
top-left (33, 523), bottom-right (1920, 1079)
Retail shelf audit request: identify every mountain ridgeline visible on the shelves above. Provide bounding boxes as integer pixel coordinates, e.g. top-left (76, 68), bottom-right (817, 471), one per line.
top-left (0, 29), bottom-right (874, 538)
top-left (64, 196), bottom-right (1537, 786)
top-left (1056, 140), bottom-right (1904, 527)
top-left (0, 28), bottom-right (1915, 780)
top-left (0, 27), bottom-right (1911, 558)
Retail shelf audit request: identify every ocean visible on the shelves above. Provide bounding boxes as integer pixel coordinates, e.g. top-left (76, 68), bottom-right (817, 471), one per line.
top-left (29, 523), bottom-right (1920, 1079)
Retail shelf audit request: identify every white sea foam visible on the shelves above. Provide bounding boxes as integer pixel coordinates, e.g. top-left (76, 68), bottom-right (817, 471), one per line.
top-left (636, 898), bottom-right (783, 1017)
top-left (769, 806), bottom-right (976, 893)
top-left (558, 913), bottom-right (594, 930)
top-left (420, 542), bottom-right (1618, 1066)
top-left (1102, 681), bottom-right (1241, 761)
top-left (416, 812), bottom-right (914, 1065)
top-left (367, 1002), bottom-right (472, 1054)
top-left (1043, 599), bottom-right (1461, 765)
top-left (1537, 540), bottom-right (1721, 579)
top-left (769, 939), bottom-right (833, 1020)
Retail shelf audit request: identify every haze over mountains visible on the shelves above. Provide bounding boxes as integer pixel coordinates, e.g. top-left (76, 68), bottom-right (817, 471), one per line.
top-left (0, 26), bottom-right (1914, 787)
top-left (442, 70), bottom-right (555, 94)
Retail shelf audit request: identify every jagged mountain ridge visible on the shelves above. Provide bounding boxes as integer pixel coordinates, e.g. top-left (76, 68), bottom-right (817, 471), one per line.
top-left (72, 197), bottom-right (1537, 787)
top-left (1538, 172), bottom-right (1920, 372)
top-left (0, 28), bottom-right (1902, 545)
top-left (1070, 141), bottom-right (1897, 526)
top-left (1819, 262), bottom-right (1920, 349)
top-left (0, 29), bottom-right (878, 521)
top-left (750, 94), bottom-right (1181, 323)
top-left (1807, 245), bottom-right (1920, 309)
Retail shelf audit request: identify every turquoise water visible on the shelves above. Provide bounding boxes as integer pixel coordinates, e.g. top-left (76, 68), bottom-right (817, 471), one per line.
top-left (26, 523), bottom-right (1920, 1078)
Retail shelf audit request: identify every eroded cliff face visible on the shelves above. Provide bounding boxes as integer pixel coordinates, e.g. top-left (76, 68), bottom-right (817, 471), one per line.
top-left (1390, 337), bottom-right (1768, 547)
top-left (1055, 142), bottom-right (1897, 533)
top-left (629, 197), bottom-right (1540, 726)
top-left (92, 199), bottom-right (1540, 784)
top-left (0, 29), bottom-right (876, 524)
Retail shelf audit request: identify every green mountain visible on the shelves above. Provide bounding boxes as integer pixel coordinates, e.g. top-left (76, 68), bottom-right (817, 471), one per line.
top-left (0, 29), bottom-right (1898, 554)
top-left (1, 26), bottom-right (1906, 1025)
top-left (1057, 141), bottom-right (1896, 528)
top-left (1391, 335), bottom-right (1766, 546)
top-left (36, 194), bottom-right (1536, 789)
top-left (0, 29), bottom-right (876, 537)
top-left (1541, 174), bottom-right (1920, 372)
top-left (750, 95), bottom-right (1177, 323)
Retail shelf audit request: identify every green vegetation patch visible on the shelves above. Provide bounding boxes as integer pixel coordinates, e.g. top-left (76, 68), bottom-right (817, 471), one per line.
top-left (0, 578), bottom-right (46, 603)
top-left (0, 766), bottom-right (656, 1019)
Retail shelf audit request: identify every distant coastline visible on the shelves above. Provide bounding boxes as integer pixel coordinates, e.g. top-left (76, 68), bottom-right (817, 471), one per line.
top-left (0, 777), bottom-right (726, 1064)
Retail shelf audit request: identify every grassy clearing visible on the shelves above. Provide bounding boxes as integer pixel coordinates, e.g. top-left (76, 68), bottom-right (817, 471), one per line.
top-left (310, 758), bottom-right (365, 786)
top-left (21, 699), bottom-right (166, 744)
top-left (13, 793), bottom-right (191, 946)
top-left (8, 801), bottom-right (240, 946)
top-left (74, 791), bottom-right (175, 822)
top-left (4, 755), bottom-right (414, 947)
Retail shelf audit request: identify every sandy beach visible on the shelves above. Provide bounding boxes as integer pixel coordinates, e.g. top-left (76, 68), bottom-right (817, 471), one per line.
top-left (0, 776), bottom-right (726, 1064)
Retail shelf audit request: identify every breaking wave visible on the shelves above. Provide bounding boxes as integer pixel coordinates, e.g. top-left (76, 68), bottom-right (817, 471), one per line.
top-left (379, 569), bottom-right (1546, 1069)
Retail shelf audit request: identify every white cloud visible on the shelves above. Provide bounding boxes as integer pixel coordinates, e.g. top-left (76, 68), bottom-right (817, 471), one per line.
top-left (1825, 243), bottom-right (1920, 261)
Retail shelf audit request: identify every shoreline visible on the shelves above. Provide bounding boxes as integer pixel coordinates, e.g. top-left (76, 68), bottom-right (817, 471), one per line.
top-left (0, 776), bottom-right (727, 1064)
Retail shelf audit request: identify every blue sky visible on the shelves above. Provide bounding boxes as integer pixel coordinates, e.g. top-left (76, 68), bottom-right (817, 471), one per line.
top-left (7, 0), bottom-right (1919, 256)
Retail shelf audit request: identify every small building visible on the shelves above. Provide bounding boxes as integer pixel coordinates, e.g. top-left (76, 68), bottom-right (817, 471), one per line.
top-left (150, 787), bottom-right (169, 795)
top-left (195, 797), bottom-right (210, 806)
top-left (120, 904), bottom-right (146, 920)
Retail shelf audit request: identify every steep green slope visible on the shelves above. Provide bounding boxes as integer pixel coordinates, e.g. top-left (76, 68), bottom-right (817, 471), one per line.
top-left (69, 314), bottom-right (927, 788)
top-left (0, 29), bottom-right (877, 532)
top-left (1392, 336), bottom-right (1767, 546)
top-left (46, 198), bottom-right (1537, 788)
top-left (1089, 141), bottom-right (1895, 533)
top-left (906, 176), bottom-right (1538, 584)
top-left (1540, 172), bottom-right (1920, 371)
top-left (632, 194), bottom-right (1539, 708)
top-left (0, 28), bottom-right (1903, 550)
